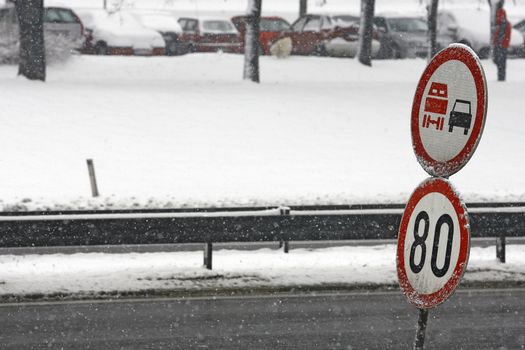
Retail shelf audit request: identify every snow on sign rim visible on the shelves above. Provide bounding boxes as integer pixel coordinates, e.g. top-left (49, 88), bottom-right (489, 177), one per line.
top-left (411, 44), bottom-right (487, 177)
top-left (397, 177), bottom-right (470, 309)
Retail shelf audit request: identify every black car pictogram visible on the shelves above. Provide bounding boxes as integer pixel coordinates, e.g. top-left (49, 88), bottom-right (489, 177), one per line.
top-left (448, 99), bottom-right (472, 135)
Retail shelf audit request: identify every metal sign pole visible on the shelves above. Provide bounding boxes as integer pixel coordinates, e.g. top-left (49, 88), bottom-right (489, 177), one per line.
top-left (413, 308), bottom-right (429, 350)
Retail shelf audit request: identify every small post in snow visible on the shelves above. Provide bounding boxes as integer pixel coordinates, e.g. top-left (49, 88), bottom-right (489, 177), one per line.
top-left (413, 308), bottom-right (429, 350)
top-left (86, 159), bottom-right (100, 197)
top-left (204, 242), bottom-right (213, 270)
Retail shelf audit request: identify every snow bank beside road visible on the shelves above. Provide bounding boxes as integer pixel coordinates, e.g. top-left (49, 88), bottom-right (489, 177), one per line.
top-left (0, 244), bottom-right (523, 298)
top-left (1, 55), bottom-right (525, 210)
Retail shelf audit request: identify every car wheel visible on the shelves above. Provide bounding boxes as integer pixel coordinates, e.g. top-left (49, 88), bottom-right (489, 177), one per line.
top-left (167, 41), bottom-right (178, 56)
top-left (478, 47), bottom-right (490, 59)
top-left (314, 44), bottom-right (327, 57)
top-left (95, 42), bottom-right (108, 55)
top-left (458, 40), bottom-right (472, 49)
top-left (391, 44), bottom-right (402, 59)
top-left (257, 43), bottom-right (264, 56)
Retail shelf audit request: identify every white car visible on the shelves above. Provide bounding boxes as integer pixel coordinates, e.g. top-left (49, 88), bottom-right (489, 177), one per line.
top-left (437, 8), bottom-right (523, 58)
top-left (133, 12), bottom-right (183, 55)
top-left (288, 14), bottom-right (380, 58)
top-left (78, 10), bottom-right (165, 56)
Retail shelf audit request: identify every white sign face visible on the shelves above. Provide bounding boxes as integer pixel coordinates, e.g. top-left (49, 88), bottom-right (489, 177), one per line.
top-left (397, 178), bottom-right (470, 309)
top-left (419, 61), bottom-right (477, 161)
top-left (403, 192), bottom-right (461, 295)
top-left (411, 44), bottom-right (487, 177)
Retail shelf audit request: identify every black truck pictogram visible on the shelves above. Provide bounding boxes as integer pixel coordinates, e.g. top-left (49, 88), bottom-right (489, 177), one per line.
top-left (448, 99), bottom-right (472, 135)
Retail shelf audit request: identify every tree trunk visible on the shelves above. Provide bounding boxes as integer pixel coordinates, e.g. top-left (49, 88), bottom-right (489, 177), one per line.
top-left (243, 0), bottom-right (262, 83)
top-left (358, 0), bottom-right (375, 66)
top-left (488, 0), bottom-right (497, 58)
top-left (427, 0), bottom-right (439, 60)
top-left (15, 0), bottom-right (46, 81)
top-left (299, 0), bottom-right (307, 17)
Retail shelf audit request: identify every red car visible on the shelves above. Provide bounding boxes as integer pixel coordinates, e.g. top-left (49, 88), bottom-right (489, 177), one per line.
top-left (283, 14), bottom-right (380, 57)
top-left (231, 16), bottom-right (292, 55)
top-left (177, 17), bottom-right (242, 54)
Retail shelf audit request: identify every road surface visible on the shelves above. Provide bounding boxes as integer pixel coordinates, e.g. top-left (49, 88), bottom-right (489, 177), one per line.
top-left (0, 288), bottom-right (524, 349)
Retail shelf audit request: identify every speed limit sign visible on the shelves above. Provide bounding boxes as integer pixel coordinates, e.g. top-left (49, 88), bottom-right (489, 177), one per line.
top-left (397, 177), bottom-right (470, 309)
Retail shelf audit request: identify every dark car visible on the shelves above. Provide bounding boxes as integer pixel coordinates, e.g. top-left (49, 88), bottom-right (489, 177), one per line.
top-left (177, 17), bottom-right (242, 54)
top-left (513, 18), bottom-right (525, 56)
top-left (448, 99), bottom-right (472, 135)
top-left (374, 15), bottom-right (433, 59)
top-left (231, 15), bottom-right (291, 55)
top-left (283, 14), bottom-right (379, 57)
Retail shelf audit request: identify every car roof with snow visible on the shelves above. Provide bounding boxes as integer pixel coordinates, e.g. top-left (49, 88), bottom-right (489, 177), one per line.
top-left (132, 12), bottom-right (182, 33)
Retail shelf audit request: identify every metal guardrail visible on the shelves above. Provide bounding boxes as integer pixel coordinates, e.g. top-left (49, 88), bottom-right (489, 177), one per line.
top-left (0, 203), bottom-right (524, 268)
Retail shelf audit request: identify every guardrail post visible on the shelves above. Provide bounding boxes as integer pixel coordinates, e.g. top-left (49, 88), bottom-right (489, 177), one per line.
top-left (204, 242), bottom-right (213, 270)
top-left (280, 206), bottom-right (291, 253)
top-left (496, 232), bottom-right (506, 263)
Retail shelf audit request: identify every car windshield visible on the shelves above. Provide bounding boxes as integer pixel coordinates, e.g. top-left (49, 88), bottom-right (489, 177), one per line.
top-left (259, 18), bottom-right (290, 32)
top-left (387, 17), bottom-right (427, 32)
top-left (202, 20), bottom-right (234, 33)
top-left (454, 101), bottom-right (471, 113)
top-left (45, 8), bottom-right (78, 23)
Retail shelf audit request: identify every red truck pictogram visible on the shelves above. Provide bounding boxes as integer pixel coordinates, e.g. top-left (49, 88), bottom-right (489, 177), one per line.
top-left (422, 82), bottom-right (448, 131)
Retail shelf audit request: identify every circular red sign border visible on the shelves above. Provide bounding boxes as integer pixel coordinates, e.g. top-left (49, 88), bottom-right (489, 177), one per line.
top-left (411, 44), bottom-right (487, 177)
top-left (396, 177), bottom-right (470, 309)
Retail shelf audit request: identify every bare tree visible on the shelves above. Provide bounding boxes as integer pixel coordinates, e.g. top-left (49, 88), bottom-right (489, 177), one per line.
top-left (357, 0), bottom-right (375, 66)
top-left (15, 0), bottom-right (46, 81)
top-left (427, 0), bottom-right (439, 60)
top-left (488, 0), bottom-right (497, 56)
top-left (243, 0), bottom-right (262, 83)
top-left (299, 0), bottom-right (307, 17)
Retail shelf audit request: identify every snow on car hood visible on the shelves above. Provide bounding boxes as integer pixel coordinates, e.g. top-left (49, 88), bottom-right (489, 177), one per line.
top-left (79, 10), bottom-right (164, 49)
top-left (134, 13), bottom-right (182, 34)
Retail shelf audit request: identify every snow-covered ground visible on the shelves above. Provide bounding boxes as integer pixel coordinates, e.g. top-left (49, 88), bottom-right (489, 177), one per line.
top-left (0, 244), bottom-right (523, 298)
top-left (1, 54), bottom-right (525, 210)
top-left (2, 4), bottom-right (525, 298)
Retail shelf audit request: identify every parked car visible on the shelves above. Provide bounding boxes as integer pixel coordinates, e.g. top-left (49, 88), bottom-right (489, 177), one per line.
top-left (133, 12), bottom-right (183, 56)
top-left (374, 14), bottom-right (438, 59)
top-left (0, 5), bottom-right (85, 51)
top-left (437, 8), bottom-right (524, 58)
top-left (513, 18), bottom-right (525, 55)
top-left (231, 15), bottom-right (292, 55)
top-left (515, 18), bottom-right (525, 33)
top-left (78, 10), bottom-right (165, 56)
top-left (284, 14), bottom-right (380, 58)
top-left (177, 17), bottom-right (242, 54)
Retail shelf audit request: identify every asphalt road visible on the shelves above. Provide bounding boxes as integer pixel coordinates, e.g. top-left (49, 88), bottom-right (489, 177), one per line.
top-left (1, 288), bottom-right (524, 349)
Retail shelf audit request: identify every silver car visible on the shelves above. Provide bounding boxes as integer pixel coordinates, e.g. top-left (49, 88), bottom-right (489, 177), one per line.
top-left (374, 15), bottom-right (434, 59)
top-left (0, 5), bottom-right (84, 51)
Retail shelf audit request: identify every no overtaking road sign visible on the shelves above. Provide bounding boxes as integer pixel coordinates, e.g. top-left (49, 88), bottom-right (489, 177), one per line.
top-left (411, 44), bottom-right (487, 177)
